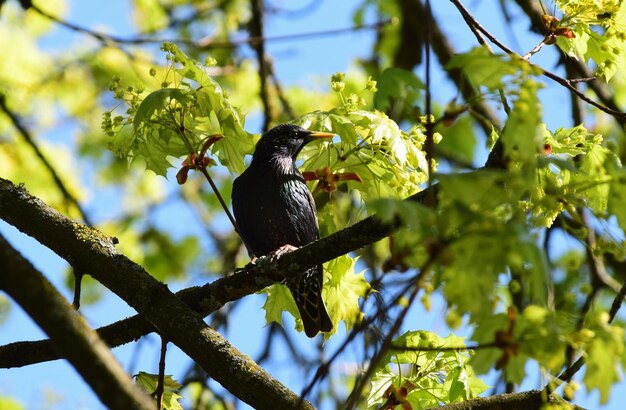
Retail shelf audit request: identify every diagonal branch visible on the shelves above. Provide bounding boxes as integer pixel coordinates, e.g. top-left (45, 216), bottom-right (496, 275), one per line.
top-left (437, 389), bottom-right (585, 410)
top-left (511, 0), bottom-right (625, 126)
top-left (0, 176), bottom-right (433, 369)
top-left (31, 2), bottom-right (387, 52)
top-left (411, 0), bottom-right (502, 135)
top-left (0, 94), bottom-right (92, 226)
top-left (0, 235), bottom-right (154, 410)
top-left (0, 177), bottom-right (313, 410)
top-left (448, 0), bottom-right (626, 122)
top-left (549, 277), bottom-right (626, 390)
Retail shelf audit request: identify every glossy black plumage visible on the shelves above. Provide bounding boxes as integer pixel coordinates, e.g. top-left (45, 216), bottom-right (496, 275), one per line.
top-left (232, 124), bottom-right (333, 337)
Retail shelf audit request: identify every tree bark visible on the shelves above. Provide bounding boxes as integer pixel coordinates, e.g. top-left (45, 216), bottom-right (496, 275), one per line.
top-left (0, 177), bottom-right (313, 410)
top-left (0, 235), bottom-right (154, 410)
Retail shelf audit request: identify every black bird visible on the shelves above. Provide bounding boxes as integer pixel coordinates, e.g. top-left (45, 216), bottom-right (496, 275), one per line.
top-left (232, 124), bottom-right (334, 337)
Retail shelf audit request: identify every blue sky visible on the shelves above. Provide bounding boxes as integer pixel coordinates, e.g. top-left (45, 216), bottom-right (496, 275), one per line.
top-left (1, 1), bottom-right (624, 409)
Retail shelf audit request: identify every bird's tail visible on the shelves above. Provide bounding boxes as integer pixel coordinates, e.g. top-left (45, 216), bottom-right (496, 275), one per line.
top-left (289, 266), bottom-right (333, 338)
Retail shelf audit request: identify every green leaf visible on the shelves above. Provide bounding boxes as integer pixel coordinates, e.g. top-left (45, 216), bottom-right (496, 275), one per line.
top-left (367, 367), bottom-right (399, 409)
top-left (470, 313), bottom-right (510, 374)
top-left (578, 145), bottom-right (610, 213)
top-left (438, 170), bottom-right (509, 210)
top-left (443, 220), bottom-right (547, 317)
top-left (106, 44), bottom-right (255, 176)
top-left (446, 46), bottom-right (526, 91)
top-left (328, 113), bottom-right (360, 145)
top-left (437, 115), bottom-right (478, 165)
top-left (374, 67), bottom-right (423, 117)
top-left (554, 0), bottom-right (626, 80)
top-left (370, 197), bottom-right (434, 228)
top-left (516, 306), bottom-right (566, 373)
top-left (168, 44), bottom-right (255, 174)
top-left (471, 305), bottom-right (568, 384)
top-left (133, 88), bottom-right (193, 133)
top-left (323, 255), bottom-right (371, 339)
top-left (545, 124), bottom-right (594, 157)
top-left (583, 312), bottom-right (624, 404)
top-left (608, 165), bottom-right (626, 232)
top-left (501, 79), bottom-right (542, 165)
top-left (261, 255), bottom-right (370, 337)
top-left (135, 371), bottom-right (183, 410)
top-left (300, 108), bottom-right (428, 200)
top-left (261, 284), bottom-right (302, 331)
top-left (196, 84), bottom-right (255, 174)
top-left (368, 331), bottom-right (488, 409)
top-left (0, 295), bottom-right (10, 326)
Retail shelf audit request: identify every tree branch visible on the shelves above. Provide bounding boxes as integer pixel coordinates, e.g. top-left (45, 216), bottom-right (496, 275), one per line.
top-left (448, 0), bottom-right (626, 122)
top-left (0, 177), bottom-right (313, 410)
top-left (436, 389), bottom-right (585, 410)
top-left (0, 234), bottom-right (154, 410)
top-left (250, 0), bottom-right (274, 132)
top-left (550, 276), bottom-right (626, 390)
top-left (0, 175), bottom-right (434, 369)
top-left (413, 0), bottom-right (502, 136)
top-left (511, 0), bottom-right (625, 126)
top-left (31, 2), bottom-right (387, 52)
top-left (0, 93), bottom-right (92, 226)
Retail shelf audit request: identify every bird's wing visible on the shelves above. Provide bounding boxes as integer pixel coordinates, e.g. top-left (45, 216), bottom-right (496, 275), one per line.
top-left (232, 173), bottom-right (262, 255)
top-left (282, 175), bottom-right (320, 245)
top-left (232, 171), bottom-right (319, 256)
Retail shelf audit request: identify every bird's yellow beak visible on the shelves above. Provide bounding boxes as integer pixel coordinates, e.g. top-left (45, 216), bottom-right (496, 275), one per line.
top-left (308, 131), bottom-right (335, 139)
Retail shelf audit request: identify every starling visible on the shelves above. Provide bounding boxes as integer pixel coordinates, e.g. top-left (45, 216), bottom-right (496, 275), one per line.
top-left (232, 124), bottom-right (334, 337)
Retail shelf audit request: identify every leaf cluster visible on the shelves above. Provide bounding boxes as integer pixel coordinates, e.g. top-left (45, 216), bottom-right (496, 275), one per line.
top-left (367, 331), bottom-right (488, 409)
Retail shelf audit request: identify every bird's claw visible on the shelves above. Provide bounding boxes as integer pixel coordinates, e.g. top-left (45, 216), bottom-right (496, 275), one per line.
top-left (268, 244), bottom-right (299, 263)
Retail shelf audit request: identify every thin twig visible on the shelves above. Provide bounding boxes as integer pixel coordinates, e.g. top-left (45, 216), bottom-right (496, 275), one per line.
top-left (343, 251), bottom-right (439, 409)
top-left (425, 0), bottom-right (434, 200)
top-left (250, 0), bottom-right (273, 132)
top-left (567, 77), bottom-right (596, 84)
top-left (454, 4), bottom-right (512, 115)
top-left (448, 0), bottom-right (626, 121)
top-left (411, 0), bottom-right (502, 135)
top-left (522, 36), bottom-right (551, 60)
top-left (31, 3), bottom-right (387, 51)
top-left (344, 278), bottom-right (423, 409)
top-left (198, 167), bottom-right (239, 235)
top-left (300, 274), bottom-right (416, 400)
top-left (390, 341), bottom-right (498, 352)
top-left (512, 0), bottom-right (625, 126)
top-left (268, 59), bottom-right (296, 119)
top-left (201, 20), bottom-right (392, 50)
top-left (0, 94), bottom-right (93, 226)
top-left (608, 282), bottom-right (626, 322)
top-left (155, 338), bottom-right (168, 410)
top-left (449, 0), bottom-right (515, 53)
top-left (549, 277), bottom-right (626, 389)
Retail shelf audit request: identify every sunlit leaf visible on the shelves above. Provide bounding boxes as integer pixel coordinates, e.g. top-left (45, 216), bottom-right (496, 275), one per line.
top-left (323, 255), bottom-right (371, 339)
top-left (135, 371), bottom-right (183, 410)
top-left (368, 331), bottom-right (488, 409)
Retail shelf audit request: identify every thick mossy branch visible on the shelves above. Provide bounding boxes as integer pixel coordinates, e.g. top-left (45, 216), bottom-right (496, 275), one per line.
top-left (0, 176), bottom-right (434, 370)
top-left (0, 234), bottom-right (154, 410)
top-left (437, 389), bottom-right (585, 410)
top-left (0, 177), bottom-right (313, 410)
